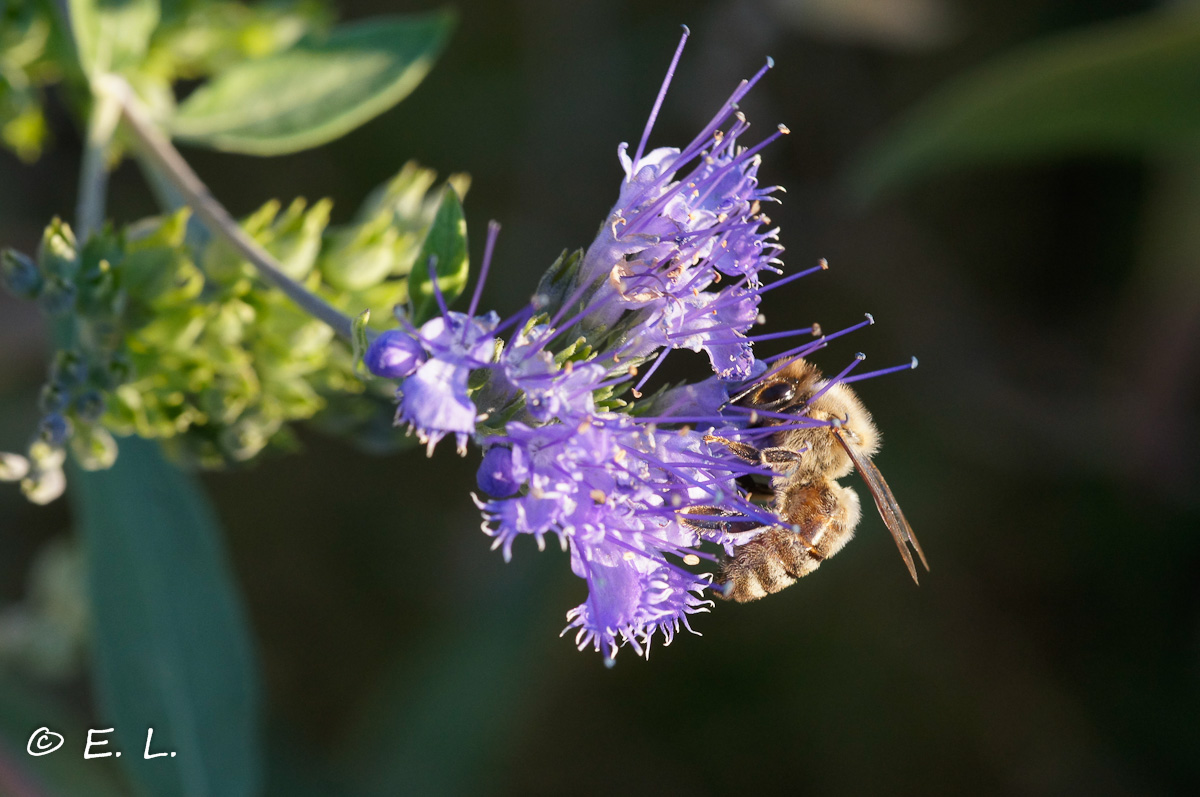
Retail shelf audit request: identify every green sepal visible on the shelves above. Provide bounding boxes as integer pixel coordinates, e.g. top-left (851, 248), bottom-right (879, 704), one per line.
top-left (351, 309), bottom-right (371, 377)
top-left (407, 184), bottom-right (469, 325)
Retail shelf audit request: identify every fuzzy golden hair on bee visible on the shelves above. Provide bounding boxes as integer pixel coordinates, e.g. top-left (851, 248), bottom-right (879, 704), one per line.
top-left (691, 355), bottom-right (927, 602)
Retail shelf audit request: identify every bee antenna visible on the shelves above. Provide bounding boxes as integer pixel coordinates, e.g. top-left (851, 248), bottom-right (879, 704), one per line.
top-left (720, 380), bottom-right (762, 410)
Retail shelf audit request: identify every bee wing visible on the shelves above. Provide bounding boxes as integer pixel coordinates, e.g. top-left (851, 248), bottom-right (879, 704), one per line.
top-left (833, 428), bottom-right (930, 584)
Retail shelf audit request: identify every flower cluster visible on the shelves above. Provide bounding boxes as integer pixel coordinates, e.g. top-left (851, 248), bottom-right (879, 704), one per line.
top-left (0, 163), bottom-right (460, 503)
top-left (365, 30), bottom-right (838, 661)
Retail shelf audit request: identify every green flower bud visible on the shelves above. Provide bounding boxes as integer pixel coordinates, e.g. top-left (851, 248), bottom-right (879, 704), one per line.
top-left (38, 381), bottom-right (67, 414)
top-left (49, 350), bottom-right (85, 387)
top-left (28, 440), bottom-right (65, 471)
top-left (69, 424), bottom-right (118, 471)
top-left (38, 276), bottom-right (76, 316)
top-left (265, 197), bottom-right (332, 280)
top-left (1, 249), bottom-right (42, 297)
top-left (36, 219), bottom-right (77, 280)
top-left (0, 452), bottom-right (31, 482)
top-left (21, 466), bottom-right (66, 505)
top-left (319, 219), bottom-right (401, 291)
top-left (73, 390), bottom-right (106, 423)
top-left (105, 352), bottom-right (133, 387)
top-left (120, 210), bottom-right (204, 310)
top-left (38, 413), bottom-right (72, 446)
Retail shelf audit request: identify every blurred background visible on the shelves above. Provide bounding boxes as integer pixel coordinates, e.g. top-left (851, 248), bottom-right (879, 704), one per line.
top-left (2, 0), bottom-right (1199, 794)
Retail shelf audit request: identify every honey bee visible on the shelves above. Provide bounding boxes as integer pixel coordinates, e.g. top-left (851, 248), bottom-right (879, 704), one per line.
top-left (688, 357), bottom-right (928, 602)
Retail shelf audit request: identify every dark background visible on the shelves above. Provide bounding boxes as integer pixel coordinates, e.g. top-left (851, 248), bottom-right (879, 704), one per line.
top-left (2, 0), bottom-right (1198, 794)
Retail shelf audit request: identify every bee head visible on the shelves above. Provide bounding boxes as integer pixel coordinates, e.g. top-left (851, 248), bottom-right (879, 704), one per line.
top-left (812, 382), bottom-right (880, 459)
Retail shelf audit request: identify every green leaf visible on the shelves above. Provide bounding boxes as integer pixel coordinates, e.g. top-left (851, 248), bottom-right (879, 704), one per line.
top-left (848, 7), bottom-right (1200, 202)
top-left (333, 561), bottom-right (559, 796)
top-left (170, 11), bottom-right (455, 155)
top-left (68, 0), bottom-right (161, 75)
top-left (72, 437), bottom-right (262, 797)
top-left (407, 186), bottom-right (469, 325)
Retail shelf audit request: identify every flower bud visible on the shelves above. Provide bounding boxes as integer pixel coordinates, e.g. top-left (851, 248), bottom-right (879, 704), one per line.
top-left (21, 467), bottom-right (66, 505)
top-left (38, 414), bottom-right (72, 447)
top-left (1, 249), bottom-right (42, 298)
top-left (38, 383), bottom-right (68, 415)
top-left (267, 198), bottom-right (332, 280)
top-left (74, 390), bottom-right (107, 423)
top-left (364, 329), bottom-right (426, 379)
top-left (0, 452), bottom-right (30, 482)
top-left (49, 350), bottom-right (85, 387)
top-left (476, 446), bottom-right (519, 497)
top-left (28, 441), bottom-right (66, 471)
top-left (36, 219), bottom-right (77, 280)
top-left (69, 424), bottom-right (118, 471)
top-left (38, 277), bottom-right (76, 316)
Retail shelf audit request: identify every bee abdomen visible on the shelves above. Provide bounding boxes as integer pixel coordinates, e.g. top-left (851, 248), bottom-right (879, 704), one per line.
top-left (719, 526), bottom-right (824, 603)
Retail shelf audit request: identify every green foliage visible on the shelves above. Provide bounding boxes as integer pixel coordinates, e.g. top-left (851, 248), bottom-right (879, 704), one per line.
top-left (0, 162), bottom-right (464, 491)
top-left (73, 436), bottom-right (262, 797)
top-left (407, 184), bottom-right (470, 325)
top-left (0, 0), bottom-right (332, 160)
top-left (68, 0), bottom-right (161, 77)
top-left (171, 10), bottom-right (455, 154)
top-left (849, 6), bottom-right (1200, 202)
top-left (0, 1), bottom-right (60, 161)
top-left (320, 162), bottom-right (469, 323)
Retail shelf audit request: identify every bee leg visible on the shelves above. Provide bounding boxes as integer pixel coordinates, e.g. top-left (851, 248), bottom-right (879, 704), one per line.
top-left (702, 435), bottom-right (761, 463)
top-left (677, 506), bottom-right (768, 535)
top-left (704, 435), bottom-right (801, 470)
top-left (760, 447), bottom-right (802, 467)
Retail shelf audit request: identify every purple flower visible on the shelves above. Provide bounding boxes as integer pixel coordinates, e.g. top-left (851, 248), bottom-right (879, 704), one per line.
top-left (565, 43), bottom-right (786, 380)
top-left (399, 358), bottom-right (477, 455)
top-left (367, 29), bottom-right (886, 662)
top-left (370, 310), bottom-right (500, 455)
top-left (475, 411), bottom-right (769, 661)
top-left (365, 329), bottom-right (425, 378)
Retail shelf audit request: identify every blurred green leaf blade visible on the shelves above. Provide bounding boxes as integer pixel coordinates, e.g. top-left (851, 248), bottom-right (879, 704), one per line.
top-left (408, 186), bottom-right (469, 325)
top-left (169, 11), bottom-right (455, 155)
top-left (73, 436), bottom-right (262, 797)
top-left (850, 8), bottom-right (1200, 201)
top-left (68, 0), bottom-right (161, 75)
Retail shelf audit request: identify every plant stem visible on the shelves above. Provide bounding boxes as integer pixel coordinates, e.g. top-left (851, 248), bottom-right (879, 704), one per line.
top-left (94, 75), bottom-right (359, 342)
top-left (75, 86), bottom-right (121, 240)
